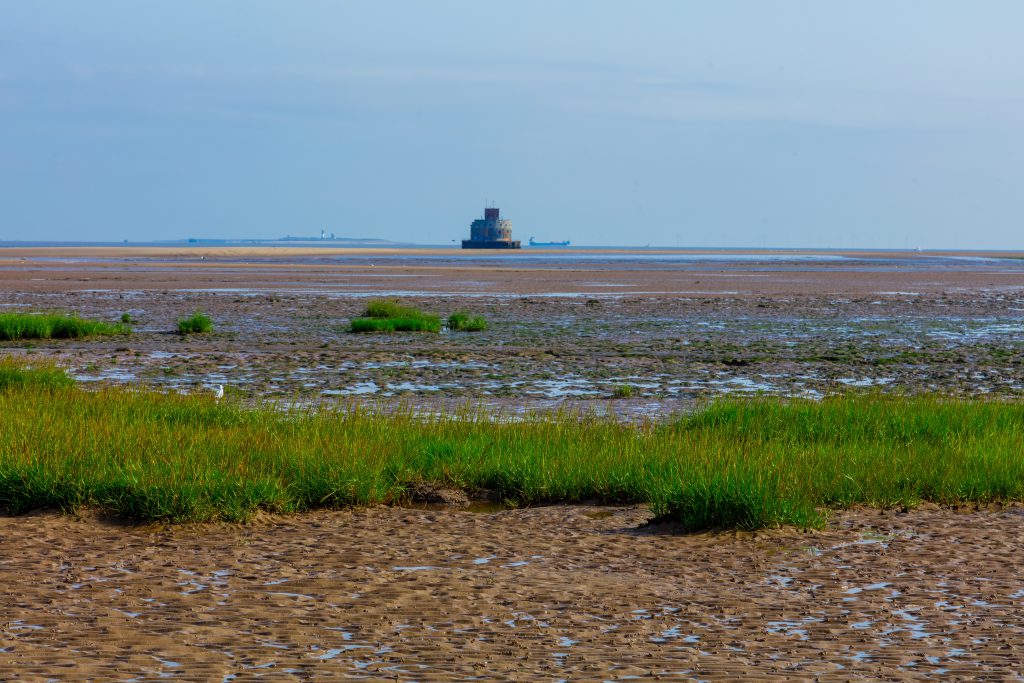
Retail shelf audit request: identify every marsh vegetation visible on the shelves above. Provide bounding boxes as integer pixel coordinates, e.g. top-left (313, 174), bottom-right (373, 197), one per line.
top-left (447, 312), bottom-right (488, 331)
top-left (2, 363), bottom-right (1022, 529)
top-left (176, 312), bottom-right (214, 334)
top-left (350, 299), bottom-right (442, 333)
top-left (0, 312), bottom-right (130, 341)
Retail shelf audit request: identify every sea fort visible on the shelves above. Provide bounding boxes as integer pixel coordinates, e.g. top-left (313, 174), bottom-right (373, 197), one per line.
top-left (461, 207), bottom-right (521, 249)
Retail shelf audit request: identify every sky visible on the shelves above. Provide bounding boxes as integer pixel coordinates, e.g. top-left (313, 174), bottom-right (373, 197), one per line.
top-left (1, 1), bottom-right (1022, 248)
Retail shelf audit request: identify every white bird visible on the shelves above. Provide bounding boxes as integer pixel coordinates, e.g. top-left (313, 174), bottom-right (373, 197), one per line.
top-left (212, 384), bottom-right (224, 400)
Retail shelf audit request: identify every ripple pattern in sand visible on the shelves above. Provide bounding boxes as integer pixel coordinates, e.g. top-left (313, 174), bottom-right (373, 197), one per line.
top-left (1, 505), bottom-right (1024, 678)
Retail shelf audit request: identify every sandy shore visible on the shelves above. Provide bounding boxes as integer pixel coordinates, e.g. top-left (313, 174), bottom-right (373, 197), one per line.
top-left (1, 246), bottom-right (1023, 297)
top-left (1, 505), bottom-right (1022, 679)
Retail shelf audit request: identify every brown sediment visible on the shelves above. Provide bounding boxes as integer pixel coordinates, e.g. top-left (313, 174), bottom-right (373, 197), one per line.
top-left (1, 505), bottom-right (1022, 678)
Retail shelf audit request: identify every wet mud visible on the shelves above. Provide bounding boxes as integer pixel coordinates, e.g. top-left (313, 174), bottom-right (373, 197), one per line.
top-left (2, 266), bottom-right (1023, 419)
top-left (1, 505), bottom-right (1023, 679)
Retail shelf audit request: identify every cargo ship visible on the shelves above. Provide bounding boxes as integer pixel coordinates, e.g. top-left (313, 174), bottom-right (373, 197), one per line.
top-left (528, 237), bottom-right (571, 247)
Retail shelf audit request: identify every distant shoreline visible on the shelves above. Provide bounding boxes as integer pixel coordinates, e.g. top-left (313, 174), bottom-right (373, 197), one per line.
top-left (0, 244), bottom-right (1022, 260)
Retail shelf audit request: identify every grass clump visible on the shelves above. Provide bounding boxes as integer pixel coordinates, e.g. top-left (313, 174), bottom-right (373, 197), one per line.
top-left (177, 312), bottom-right (214, 334)
top-left (2, 388), bottom-right (1024, 529)
top-left (364, 300), bottom-right (424, 319)
top-left (0, 312), bottom-right (129, 341)
top-left (351, 317), bottom-right (441, 333)
top-left (350, 299), bottom-right (441, 333)
top-left (0, 359), bottom-right (74, 391)
top-left (447, 312), bottom-right (487, 331)
top-left (611, 384), bottom-right (635, 398)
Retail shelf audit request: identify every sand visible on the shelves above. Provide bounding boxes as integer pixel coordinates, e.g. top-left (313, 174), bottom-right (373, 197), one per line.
top-left (1, 246), bottom-right (1023, 298)
top-left (1, 505), bottom-right (1022, 679)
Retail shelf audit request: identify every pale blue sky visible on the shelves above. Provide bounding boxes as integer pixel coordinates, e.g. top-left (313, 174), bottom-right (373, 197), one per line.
top-left (2, 2), bottom-right (1022, 248)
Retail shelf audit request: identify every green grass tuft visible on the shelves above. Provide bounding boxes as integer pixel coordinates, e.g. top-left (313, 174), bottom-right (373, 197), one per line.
top-left (611, 384), bottom-right (635, 398)
top-left (0, 312), bottom-right (129, 341)
top-left (351, 299), bottom-right (441, 333)
top-left (351, 317), bottom-right (442, 333)
top-left (364, 300), bottom-right (423, 319)
top-left (448, 312), bottom-right (487, 331)
top-left (177, 312), bottom-right (214, 334)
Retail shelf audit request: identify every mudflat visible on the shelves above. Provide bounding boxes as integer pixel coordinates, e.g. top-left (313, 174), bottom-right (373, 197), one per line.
top-left (2, 505), bottom-right (1023, 679)
top-left (2, 247), bottom-right (1023, 417)
top-left (2, 247), bottom-right (1024, 679)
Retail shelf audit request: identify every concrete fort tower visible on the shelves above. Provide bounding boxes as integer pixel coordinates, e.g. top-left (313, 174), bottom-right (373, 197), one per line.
top-left (461, 206), bottom-right (521, 249)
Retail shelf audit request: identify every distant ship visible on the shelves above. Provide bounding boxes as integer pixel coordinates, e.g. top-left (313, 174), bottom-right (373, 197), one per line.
top-left (528, 236), bottom-right (571, 247)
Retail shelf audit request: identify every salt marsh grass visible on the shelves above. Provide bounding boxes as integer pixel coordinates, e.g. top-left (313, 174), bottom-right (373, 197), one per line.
top-left (611, 384), bottom-right (635, 398)
top-left (350, 317), bottom-right (441, 333)
top-left (447, 312), bottom-right (487, 331)
top-left (1, 368), bottom-right (1022, 528)
top-left (0, 358), bottom-right (74, 390)
top-left (351, 299), bottom-right (441, 333)
top-left (364, 300), bottom-right (423, 319)
top-left (176, 312), bottom-right (214, 334)
top-left (0, 312), bottom-right (129, 341)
